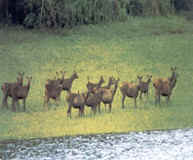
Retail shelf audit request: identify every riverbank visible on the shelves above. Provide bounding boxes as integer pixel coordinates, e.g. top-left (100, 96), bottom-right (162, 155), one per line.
top-left (0, 16), bottom-right (193, 141)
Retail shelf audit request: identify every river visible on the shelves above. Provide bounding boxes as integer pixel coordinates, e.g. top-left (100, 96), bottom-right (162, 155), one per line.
top-left (0, 128), bottom-right (193, 160)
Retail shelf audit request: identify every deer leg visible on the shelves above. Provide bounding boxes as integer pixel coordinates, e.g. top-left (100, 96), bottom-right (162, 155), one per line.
top-left (155, 91), bottom-right (159, 106)
top-left (57, 95), bottom-right (61, 103)
top-left (80, 105), bottom-right (84, 117)
top-left (44, 96), bottom-right (49, 110)
top-left (56, 96), bottom-right (60, 106)
top-left (98, 103), bottom-right (101, 113)
top-left (23, 99), bottom-right (26, 112)
top-left (134, 98), bottom-right (137, 108)
top-left (158, 93), bottom-right (161, 106)
top-left (121, 95), bottom-right (126, 109)
top-left (82, 105), bottom-right (85, 116)
top-left (140, 91), bottom-right (142, 100)
top-left (155, 94), bottom-right (157, 106)
top-left (16, 100), bottom-right (20, 111)
top-left (12, 98), bottom-right (16, 112)
top-left (93, 105), bottom-right (97, 115)
top-left (166, 95), bottom-right (170, 106)
top-left (147, 90), bottom-right (149, 98)
top-left (2, 94), bottom-right (8, 108)
top-left (78, 108), bottom-right (81, 117)
top-left (109, 103), bottom-right (112, 113)
top-left (104, 104), bottom-right (107, 112)
top-left (67, 104), bottom-right (72, 118)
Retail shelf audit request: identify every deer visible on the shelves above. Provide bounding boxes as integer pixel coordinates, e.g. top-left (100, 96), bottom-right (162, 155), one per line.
top-left (101, 76), bottom-right (115, 89)
top-left (11, 76), bottom-right (32, 112)
top-left (119, 77), bottom-right (141, 109)
top-left (137, 75), bottom-right (152, 99)
top-left (61, 71), bottom-right (78, 93)
top-left (46, 71), bottom-right (66, 103)
top-left (99, 78), bottom-right (120, 112)
top-left (86, 76), bottom-right (105, 93)
top-left (97, 76), bottom-right (115, 112)
top-left (153, 67), bottom-right (178, 106)
top-left (44, 79), bottom-right (63, 110)
top-left (85, 88), bottom-right (104, 115)
top-left (44, 71), bottom-right (78, 110)
top-left (1, 72), bottom-right (24, 109)
top-left (66, 91), bottom-right (87, 118)
top-left (47, 71), bottom-right (66, 86)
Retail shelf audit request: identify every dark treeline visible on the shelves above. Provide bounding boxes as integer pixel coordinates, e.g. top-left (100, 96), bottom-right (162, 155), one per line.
top-left (0, 0), bottom-right (192, 28)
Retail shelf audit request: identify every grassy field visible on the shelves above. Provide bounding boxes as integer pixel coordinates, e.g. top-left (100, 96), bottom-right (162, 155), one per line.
top-left (0, 16), bottom-right (193, 141)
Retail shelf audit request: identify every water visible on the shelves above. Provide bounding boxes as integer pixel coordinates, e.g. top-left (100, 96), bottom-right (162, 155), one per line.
top-left (0, 128), bottom-right (193, 160)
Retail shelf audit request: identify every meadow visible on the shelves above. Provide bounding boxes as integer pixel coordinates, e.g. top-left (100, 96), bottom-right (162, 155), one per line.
top-left (0, 16), bottom-right (193, 141)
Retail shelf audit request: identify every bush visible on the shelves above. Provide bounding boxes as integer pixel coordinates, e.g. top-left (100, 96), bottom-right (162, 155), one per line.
top-left (142, 0), bottom-right (173, 16)
top-left (125, 0), bottom-right (143, 16)
top-left (2, 0), bottom-right (179, 28)
top-left (22, 0), bottom-right (128, 28)
top-left (173, 0), bottom-right (193, 11)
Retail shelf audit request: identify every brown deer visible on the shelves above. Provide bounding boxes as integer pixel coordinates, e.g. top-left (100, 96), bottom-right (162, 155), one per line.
top-left (101, 76), bottom-right (115, 89)
top-left (44, 71), bottom-right (78, 109)
top-left (1, 72), bottom-right (24, 108)
top-left (11, 76), bottom-right (32, 112)
top-left (44, 79), bottom-right (63, 110)
top-left (153, 67), bottom-right (178, 106)
top-left (61, 71), bottom-right (78, 93)
top-left (47, 71), bottom-right (66, 86)
top-left (138, 75), bottom-right (152, 99)
top-left (120, 77), bottom-right (140, 109)
top-left (85, 88), bottom-right (104, 115)
top-left (86, 76), bottom-right (105, 93)
top-left (100, 78), bottom-right (120, 112)
top-left (96, 76), bottom-right (115, 112)
top-left (46, 71), bottom-right (66, 103)
top-left (66, 91), bottom-right (87, 118)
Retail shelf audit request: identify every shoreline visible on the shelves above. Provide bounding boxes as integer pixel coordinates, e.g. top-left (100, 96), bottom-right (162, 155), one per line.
top-left (1, 126), bottom-right (192, 144)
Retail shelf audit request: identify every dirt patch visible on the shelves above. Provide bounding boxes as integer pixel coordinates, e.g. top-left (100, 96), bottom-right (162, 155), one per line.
top-left (168, 29), bottom-right (184, 34)
top-left (152, 32), bottom-right (161, 36)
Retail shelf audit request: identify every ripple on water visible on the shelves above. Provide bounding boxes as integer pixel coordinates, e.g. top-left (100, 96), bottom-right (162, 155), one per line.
top-left (0, 128), bottom-right (193, 160)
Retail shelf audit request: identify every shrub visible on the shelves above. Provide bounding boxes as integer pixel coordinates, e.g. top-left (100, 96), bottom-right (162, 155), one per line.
top-left (2, 0), bottom-right (181, 28)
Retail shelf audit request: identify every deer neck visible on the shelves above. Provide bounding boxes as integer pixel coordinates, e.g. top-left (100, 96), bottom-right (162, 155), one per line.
top-left (169, 78), bottom-right (177, 90)
top-left (27, 80), bottom-right (31, 90)
top-left (169, 72), bottom-right (177, 88)
top-left (106, 80), bottom-right (112, 89)
top-left (169, 72), bottom-right (175, 82)
top-left (71, 75), bottom-right (77, 82)
top-left (98, 80), bottom-right (103, 87)
top-left (147, 79), bottom-right (151, 84)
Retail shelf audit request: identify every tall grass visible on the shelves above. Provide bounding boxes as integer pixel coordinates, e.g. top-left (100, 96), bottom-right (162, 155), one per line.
top-left (0, 16), bottom-right (193, 141)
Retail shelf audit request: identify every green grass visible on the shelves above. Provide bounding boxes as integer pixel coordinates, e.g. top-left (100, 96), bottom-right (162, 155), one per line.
top-left (0, 16), bottom-right (193, 141)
